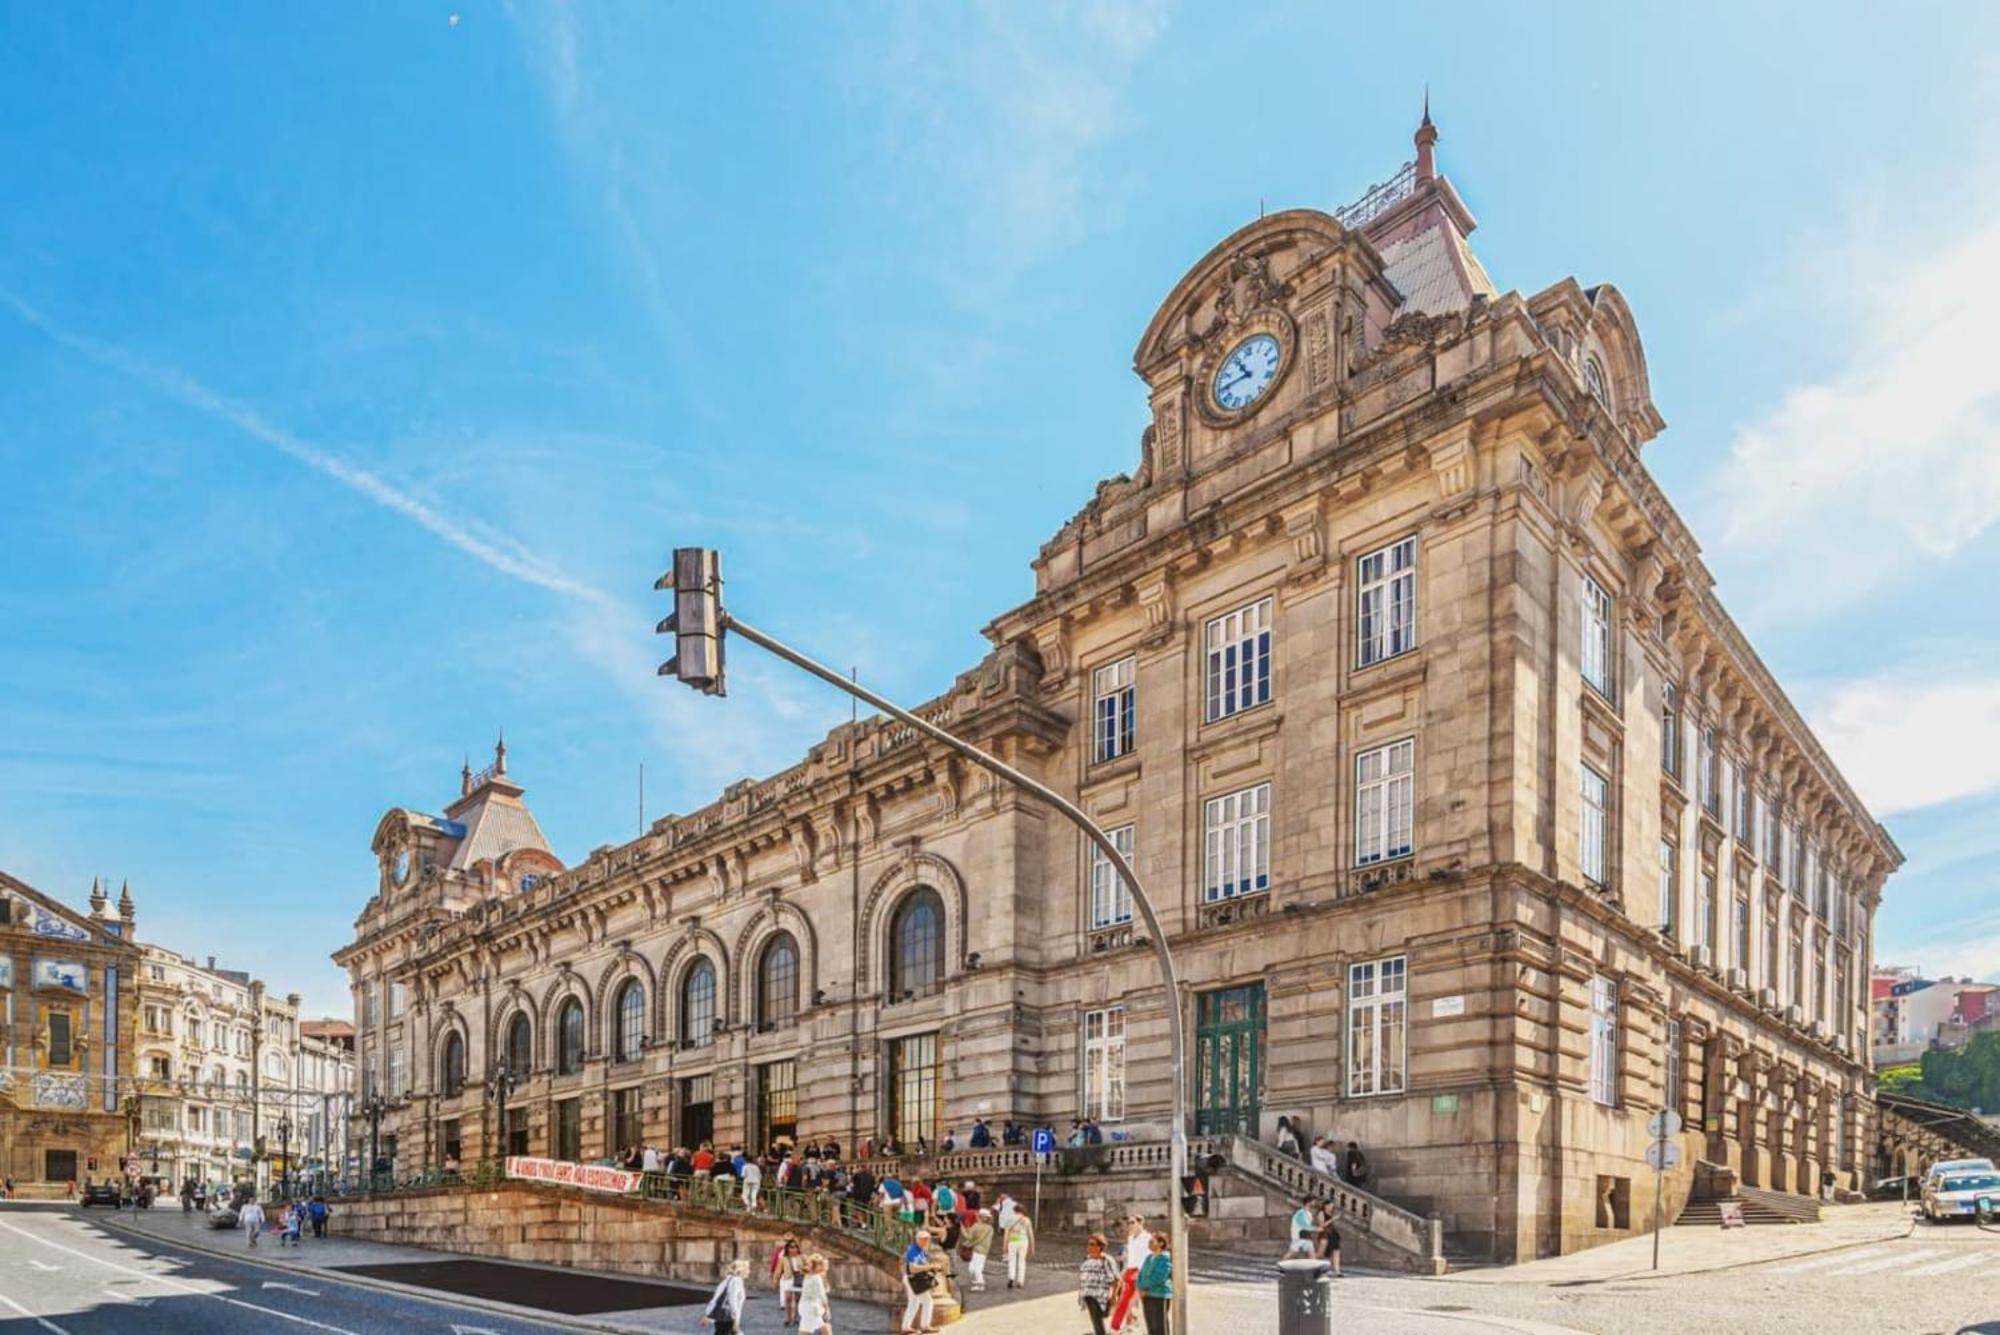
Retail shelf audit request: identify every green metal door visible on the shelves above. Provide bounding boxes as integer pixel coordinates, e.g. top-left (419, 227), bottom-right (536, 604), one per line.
top-left (1195, 984), bottom-right (1265, 1136)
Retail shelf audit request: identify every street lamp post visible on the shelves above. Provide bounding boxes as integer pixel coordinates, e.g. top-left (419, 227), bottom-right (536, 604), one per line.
top-left (656, 548), bottom-right (1192, 1333)
top-left (276, 1116), bottom-right (293, 1202)
top-left (488, 1059), bottom-right (517, 1168)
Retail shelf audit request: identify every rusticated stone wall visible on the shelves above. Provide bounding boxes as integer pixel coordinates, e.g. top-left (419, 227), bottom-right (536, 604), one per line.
top-left (332, 1181), bottom-right (903, 1306)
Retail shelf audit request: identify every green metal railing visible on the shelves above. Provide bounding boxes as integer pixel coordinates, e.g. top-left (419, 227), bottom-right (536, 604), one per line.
top-left (638, 1173), bottom-right (917, 1257)
top-left (360, 1159), bottom-right (504, 1195)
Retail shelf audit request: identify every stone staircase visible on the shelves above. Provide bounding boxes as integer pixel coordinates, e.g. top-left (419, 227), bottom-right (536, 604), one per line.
top-left (1676, 1161), bottom-right (1820, 1227)
top-left (1193, 1134), bottom-right (1446, 1274)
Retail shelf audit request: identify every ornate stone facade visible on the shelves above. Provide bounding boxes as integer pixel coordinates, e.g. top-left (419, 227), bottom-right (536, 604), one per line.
top-left (335, 115), bottom-right (1899, 1261)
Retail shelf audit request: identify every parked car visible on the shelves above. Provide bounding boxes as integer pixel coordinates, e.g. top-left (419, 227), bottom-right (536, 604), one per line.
top-left (1867, 1175), bottom-right (1919, 1201)
top-left (207, 1200), bottom-right (240, 1230)
top-left (79, 1181), bottom-right (122, 1208)
top-left (1923, 1157), bottom-right (1995, 1190)
top-left (1923, 1169), bottom-right (2000, 1222)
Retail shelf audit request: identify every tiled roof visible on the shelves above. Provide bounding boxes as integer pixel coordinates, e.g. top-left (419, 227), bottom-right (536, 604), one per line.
top-left (1377, 223), bottom-right (1497, 317)
top-left (447, 792), bottom-right (552, 872)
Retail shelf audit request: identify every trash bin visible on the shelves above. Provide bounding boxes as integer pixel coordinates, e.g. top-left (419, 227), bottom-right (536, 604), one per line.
top-left (1277, 1257), bottom-right (1334, 1335)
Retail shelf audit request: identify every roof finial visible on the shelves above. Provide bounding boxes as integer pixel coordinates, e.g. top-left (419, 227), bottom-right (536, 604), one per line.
top-left (461, 753), bottom-right (473, 796)
top-left (118, 879), bottom-right (134, 921)
top-left (1415, 87), bottom-right (1439, 183)
top-left (495, 730), bottom-right (507, 775)
top-left (89, 877), bottom-right (107, 915)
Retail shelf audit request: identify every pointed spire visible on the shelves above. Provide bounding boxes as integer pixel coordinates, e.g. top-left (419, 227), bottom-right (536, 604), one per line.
top-left (461, 753), bottom-right (473, 797)
top-left (1415, 88), bottom-right (1439, 183)
top-left (118, 879), bottom-right (135, 921)
top-left (494, 731), bottom-right (508, 776)
top-left (89, 877), bottom-right (108, 916)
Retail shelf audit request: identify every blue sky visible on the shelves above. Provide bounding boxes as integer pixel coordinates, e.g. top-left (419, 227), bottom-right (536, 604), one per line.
top-left (3, 4), bottom-right (1997, 1017)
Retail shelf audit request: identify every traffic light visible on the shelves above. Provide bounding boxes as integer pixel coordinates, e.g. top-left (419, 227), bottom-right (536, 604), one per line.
top-left (656, 547), bottom-right (726, 695)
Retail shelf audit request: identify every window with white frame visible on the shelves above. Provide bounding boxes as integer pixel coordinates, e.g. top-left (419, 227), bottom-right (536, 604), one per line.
top-left (1356, 537), bottom-right (1418, 667)
top-left (1204, 598), bottom-right (1273, 721)
top-left (1661, 682), bottom-right (1681, 780)
top-left (388, 1045), bottom-right (406, 1098)
top-left (1664, 1016), bottom-right (1683, 1117)
top-left (390, 982), bottom-right (408, 1018)
top-left (1735, 770), bottom-right (1755, 847)
top-left (1089, 825), bottom-right (1136, 929)
top-left (1733, 896), bottom-right (1750, 972)
top-left (362, 983), bottom-right (379, 1028)
top-left (1764, 795), bottom-right (1781, 866)
top-left (1354, 739), bottom-right (1415, 866)
top-left (1580, 764), bottom-right (1610, 885)
top-left (1081, 1006), bottom-right (1126, 1122)
top-left (1203, 784), bottom-right (1270, 901)
top-left (1581, 574), bottom-right (1615, 697)
top-left (1589, 975), bottom-right (1619, 1106)
top-left (1699, 728), bottom-right (1719, 816)
top-left (1658, 838), bottom-right (1678, 939)
top-left (1092, 657), bottom-right (1136, 763)
top-left (1699, 870), bottom-right (1717, 951)
top-left (1346, 956), bottom-right (1407, 1097)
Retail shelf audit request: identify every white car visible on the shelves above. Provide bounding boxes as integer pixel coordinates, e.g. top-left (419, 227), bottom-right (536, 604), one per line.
top-left (1922, 1157), bottom-right (1996, 1192)
top-left (1923, 1169), bottom-right (2000, 1223)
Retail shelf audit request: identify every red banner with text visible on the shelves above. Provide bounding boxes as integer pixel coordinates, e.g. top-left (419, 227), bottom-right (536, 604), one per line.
top-left (504, 1156), bottom-right (642, 1194)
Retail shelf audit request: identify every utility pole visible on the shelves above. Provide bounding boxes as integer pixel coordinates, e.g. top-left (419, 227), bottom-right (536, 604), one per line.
top-left (656, 547), bottom-right (1192, 1333)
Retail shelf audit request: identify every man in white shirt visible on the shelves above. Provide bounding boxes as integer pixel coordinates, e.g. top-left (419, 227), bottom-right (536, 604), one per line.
top-left (1109, 1214), bottom-right (1151, 1331)
top-left (1309, 1136), bottom-right (1341, 1179)
top-left (740, 1156), bottom-right (763, 1210)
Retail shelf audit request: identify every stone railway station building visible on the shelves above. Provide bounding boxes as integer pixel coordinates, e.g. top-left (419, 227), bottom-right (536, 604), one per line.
top-left (336, 115), bottom-right (1899, 1262)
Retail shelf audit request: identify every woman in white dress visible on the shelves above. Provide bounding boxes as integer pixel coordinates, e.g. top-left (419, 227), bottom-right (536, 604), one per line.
top-left (797, 1253), bottom-right (833, 1335)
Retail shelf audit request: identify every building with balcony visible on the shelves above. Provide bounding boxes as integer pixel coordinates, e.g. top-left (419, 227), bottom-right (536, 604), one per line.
top-left (333, 111), bottom-right (1899, 1260)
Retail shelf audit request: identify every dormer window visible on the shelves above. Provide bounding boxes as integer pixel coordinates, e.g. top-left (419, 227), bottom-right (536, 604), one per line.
top-left (1583, 354), bottom-right (1611, 409)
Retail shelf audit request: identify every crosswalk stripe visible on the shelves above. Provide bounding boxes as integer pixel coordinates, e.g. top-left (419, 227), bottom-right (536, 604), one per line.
top-left (1845, 1249), bottom-right (1937, 1275)
top-left (1906, 1251), bottom-right (1994, 1277)
top-left (1767, 1247), bottom-right (1887, 1275)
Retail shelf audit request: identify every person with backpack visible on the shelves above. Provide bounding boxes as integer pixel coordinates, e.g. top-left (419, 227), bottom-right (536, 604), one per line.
top-left (698, 1258), bottom-right (748, 1334)
top-left (308, 1196), bottom-right (330, 1238)
top-left (1343, 1142), bottom-right (1370, 1190)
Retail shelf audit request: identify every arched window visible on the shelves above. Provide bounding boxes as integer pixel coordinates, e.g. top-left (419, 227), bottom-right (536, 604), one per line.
top-left (890, 888), bottom-right (945, 998)
top-left (1583, 354), bottom-right (1610, 408)
top-left (758, 933), bottom-right (799, 1030)
top-left (504, 1011), bottom-right (532, 1076)
top-left (556, 997), bottom-right (586, 1075)
top-left (681, 959), bottom-right (716, 1048)
top-left (440, 1031), bottom-right (466, 1097)
top-left (613, 980), bottom-right (645, 1063)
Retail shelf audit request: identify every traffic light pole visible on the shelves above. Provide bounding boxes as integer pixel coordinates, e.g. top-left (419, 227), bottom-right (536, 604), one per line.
top-left (715, 610), bottom-right (1191, 1333)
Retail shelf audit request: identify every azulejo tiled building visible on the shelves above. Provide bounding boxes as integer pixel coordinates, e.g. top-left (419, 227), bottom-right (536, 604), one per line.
top-left (336, 113), bottom-right (1899, 1261)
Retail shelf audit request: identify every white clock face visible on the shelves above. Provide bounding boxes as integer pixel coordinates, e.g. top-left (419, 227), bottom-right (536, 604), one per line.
top-left (1213, 333), bottom-right (1281, 412)
top-left (393, 851), bottom-right (411, 885)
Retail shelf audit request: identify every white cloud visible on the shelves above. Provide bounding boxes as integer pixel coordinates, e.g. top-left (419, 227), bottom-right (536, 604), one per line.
top-left (1808, 672), bottom-right (2000, 815)
top-left (1711, 214), bottom-right (2000, 616)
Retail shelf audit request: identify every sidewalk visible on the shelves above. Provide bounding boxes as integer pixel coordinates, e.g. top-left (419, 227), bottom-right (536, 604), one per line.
top-left (1438, 1201), bottom-right (1917, 1287)
top-left (89, 1201), bottom-right (892, 1333)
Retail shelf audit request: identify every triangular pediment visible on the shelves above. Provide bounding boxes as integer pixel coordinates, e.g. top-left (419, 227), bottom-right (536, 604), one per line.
top-left (0, 871), bottom-right (107, 945)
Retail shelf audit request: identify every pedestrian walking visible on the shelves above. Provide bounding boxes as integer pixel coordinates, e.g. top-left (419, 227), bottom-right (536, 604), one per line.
top-left (901, 1227), bottom-right (938, 1335)
top-left (740, 1155), bottom-right (763, 1211)
top-left (1284, 1198), bottom-right (1315, 1258)
top-left (963, 1208), bottom-right (995, 1291)
top-left (699, 1258), bottom-right (748, 1334)
top-left (1275, 1115), bottom-right (1303, 1161)
top-left (238, 1197), bottom-right (266, 1248)
top-left (1077, 1233), bottom-right (1119, 1335)
top-left (1313, 1204), bottom-right (1343, 1277)
top-left (282, 1201), bottom-right (305, 1247)
top-left (1107, 1214), bottom-right (1150, 1331)
top-left (1003, 1207), bottom-right (1035, 1291)
top-left (771, 1237), bottom-right (806, 1325)
top-left (797, 1254), bottom-right (833, 1335)
top-left (1343, 1141), bottom-right (1370, 1190)
top-left (1136, 1234), bottom-right (1172, 1335)
top-left (308, 1196), bottom-right (330, 1238)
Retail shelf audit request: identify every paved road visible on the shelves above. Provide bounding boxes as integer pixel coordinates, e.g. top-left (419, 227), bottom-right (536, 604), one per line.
top-left (0, 1204), bottom-right (577, 1335)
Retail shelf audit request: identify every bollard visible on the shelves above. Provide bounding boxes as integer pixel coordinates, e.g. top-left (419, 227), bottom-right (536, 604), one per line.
top-left (1276, 1257), bottom-right (1334, 1335)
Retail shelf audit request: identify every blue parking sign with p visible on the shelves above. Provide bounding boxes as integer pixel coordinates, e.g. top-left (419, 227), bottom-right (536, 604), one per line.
top-left (1032, 1128), bottom-right (1055, 1155)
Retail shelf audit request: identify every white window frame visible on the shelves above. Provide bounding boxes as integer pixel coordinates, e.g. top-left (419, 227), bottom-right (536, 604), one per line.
top-left (1203, 783), bottom-right (1270, 902)
top-left (1345, 956), bottom-right (1407, 1098)
top-left (1658, 837), bottom-right (1678, 939)
top-left (1699, 727), bottom-right (1719, 815)
top-left (1581, 574), bottom-right (1615, 697)
top-left (1661, 682), bottom-right (1681, 779)
top-left (1580, 764), bottom-right (1610, 886)
top-left (1089, 825), bottom-right (1136, 929)
top-left (1664, 1016), bottom-right (1683, 1116)
top-left (1354, 739), bottom-right (1416, 866)
top-left (1204, 597), bottom-right (1273, 722)
top-left (1699, 871), bottom-right (1717, 951)
top-left (1091, 657), bottom-right (1137, 763)
top-left (1081, 1006), bottom-right (1126, 1122)
top-left (1356, 537), bottom-right (1418, 667)
top-left (1589, 975), bottom-right (1619, 1107)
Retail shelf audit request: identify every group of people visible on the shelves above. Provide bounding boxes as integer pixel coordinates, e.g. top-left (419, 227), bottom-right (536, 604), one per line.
top-left (1076, 1214), bottom-right (1173, 1335)
top-left (1273, 1116), bottom-right (1371, 1190)
top-left (224, 1194), bottom-right (332, 1248)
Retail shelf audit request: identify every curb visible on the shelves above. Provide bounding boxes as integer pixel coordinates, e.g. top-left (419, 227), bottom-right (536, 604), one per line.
top-left (87, 1210), bottom-right (653, 1334)
top-left (1438, 1214), bottom-right (1920, 1289)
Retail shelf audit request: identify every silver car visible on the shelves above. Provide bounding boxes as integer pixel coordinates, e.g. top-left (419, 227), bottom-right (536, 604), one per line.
top-left (1923, 1170), bottom-right (2000, 1223)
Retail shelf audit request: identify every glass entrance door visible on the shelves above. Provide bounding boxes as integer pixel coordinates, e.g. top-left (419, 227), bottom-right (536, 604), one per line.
top-left (680, 1074), bottom-right (715, 1148)
top-left (1195, 984), bottom-right (1265, 1136)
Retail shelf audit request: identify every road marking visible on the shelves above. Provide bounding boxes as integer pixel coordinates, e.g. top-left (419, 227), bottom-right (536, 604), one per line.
top-left (450, 1326), bottom-right (505, 1335)
top-left (0, 1290), bottom-right (71, 1335)
top-left (1766, 1247), bottom-right (1886, 1274)
top-left (264, 1281), bottom-right (323, 1296)
top-left (1846, 1249), bottom-right (1938, 1275)
top-left (1906, 1251), bottom-right (1994, 1277)
top-left (26, 1261), bottom-right (58, 1272)
top-left (0, 1218), bottom-right (358, 1334)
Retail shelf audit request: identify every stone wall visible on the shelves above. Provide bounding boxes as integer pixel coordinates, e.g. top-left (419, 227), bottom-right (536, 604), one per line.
top-left (331, 1181), bottom-right (903, 1306)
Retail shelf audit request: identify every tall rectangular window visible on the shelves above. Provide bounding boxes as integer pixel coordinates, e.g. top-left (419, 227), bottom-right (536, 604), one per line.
top-left (1699, 871), bottom-right (1717, 952)
top-left (1580, 764), bottom-right (1610, 886)
top-left (1736, 771), bottom-right (1755, 848)
top-left (1356, 537), bottom-right (1418, 667)
top-left (1661, 682), bottom-right (1682, 779)
top-left (1813, 930), bottom-right (1828, 1021)
top-left (1764, 796), bottom-right (1782, 867)
top-left (1764, 914), bottom-right (1780, 992)
top-left (1205, 598), bottom-right (1273, 722)
top-left (1082, 1007), bottom-right (1126, 1122)
top-left (1589, 975), bottom-right (1619, 1107)
top-left (1090, 825), bottom-right (1137, 929)
top-left (1788, 932), bottom-right (1804, 1008)
top-left (1658, 838), bottom-right (1678, 939)
top-left (1699, 728), bottom-right (1719, 816)
top-left (554, 1098), bottom-right (581, 1161)
top-left (48, 1011), bottom-right (73, 1067)
top-left (1092, 657), bottom-right (1136, 763)
top-left (1203, 783), bottom-right (1271, 901)
top-left (505, 1105), bottom-right (530, 1157)
top-left (758, 1060), bottom-right (798, 1150)
top-left (889, 1033), bottom-right (941, 1147)
top-left (1733, 897), bottom-right (1750, 973)
top-left (1664, 1017), bottom-right (1683, 1118)
top-left (1346, 956), bottom-right (1407, 1097)
top-left (362, 984), bottom-right (379, 1028)
top-left (611, 1086), bottom-right (643, 1154)
top-left (1581, 574), bottom-right (1615, 697)
top-left (390, 982), bottom-right (408, 1018)
top-left (1355, 740), bottom-right (1416, 866)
